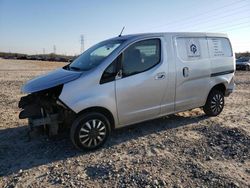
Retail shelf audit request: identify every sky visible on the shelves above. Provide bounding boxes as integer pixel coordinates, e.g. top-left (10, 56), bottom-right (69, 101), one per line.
top-left (0, 0), bottom-right (249, 55)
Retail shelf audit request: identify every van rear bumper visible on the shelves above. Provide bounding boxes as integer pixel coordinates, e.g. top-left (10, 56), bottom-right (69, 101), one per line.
top-left (225, 82), bottom-right (235, 97)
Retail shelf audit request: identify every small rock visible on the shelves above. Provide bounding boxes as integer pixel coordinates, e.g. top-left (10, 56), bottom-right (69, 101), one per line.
top-left (153, 179), bottom-right (159, 186)
top-left (245, 169), bottom-right (250, 174)
top-left (60, 178), bottom-right (65, 184)
top-left (151, 148), bottom-right (160, 155)
top-left (206, 156), bottom-right (213, 161)
top-left (158, 179), bottom-right (167, 186)
top-left (70, 181), bottom-right (75, 187)
top-left (173, 184), bottom-right (183, 188)
top-left (230, 182), bottom-right (240, 187)
top-left (55, 177), bottom-right (63, 184)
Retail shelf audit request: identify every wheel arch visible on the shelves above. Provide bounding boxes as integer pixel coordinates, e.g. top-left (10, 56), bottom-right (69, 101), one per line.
top-left (77, 106), bottom-right (115, 130)
top-left (205, 83), bottom-right (226, 105)
top-left (210, 83), bottom-right (226, 95)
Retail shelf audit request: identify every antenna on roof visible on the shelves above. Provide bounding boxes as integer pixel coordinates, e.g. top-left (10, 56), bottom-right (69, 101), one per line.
top-left (118, 26), bottom-right (125, 37)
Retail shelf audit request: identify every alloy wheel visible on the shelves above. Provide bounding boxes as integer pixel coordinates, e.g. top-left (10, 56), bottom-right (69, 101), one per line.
top-left (211, 94), bottom-right (224, 114)
top-left (78, 119), bottom-right (106, 147)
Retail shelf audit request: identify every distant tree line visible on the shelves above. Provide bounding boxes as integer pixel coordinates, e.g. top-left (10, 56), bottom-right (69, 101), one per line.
top-left (0, 51), bottom-right (249, 62)
top-left (0, 52), bottom-right (77, 62)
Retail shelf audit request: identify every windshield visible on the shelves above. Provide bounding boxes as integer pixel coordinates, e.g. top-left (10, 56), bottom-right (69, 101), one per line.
top-left (69, 39), bottom-right (124, 71)
top-left (236, 58), bottom-right (250, 63)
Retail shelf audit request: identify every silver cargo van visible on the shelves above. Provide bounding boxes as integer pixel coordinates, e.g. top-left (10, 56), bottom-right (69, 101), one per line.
top-left (19, 32), bottom-right (235, 150)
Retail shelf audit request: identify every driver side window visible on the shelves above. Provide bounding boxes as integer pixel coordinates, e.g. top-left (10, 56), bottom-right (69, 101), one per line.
top-left (122, 39), bottom-right (161, 77)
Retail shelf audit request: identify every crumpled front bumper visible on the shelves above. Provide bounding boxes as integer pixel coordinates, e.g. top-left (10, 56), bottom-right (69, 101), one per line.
top-left (18, 92), bottom-right (63, 136)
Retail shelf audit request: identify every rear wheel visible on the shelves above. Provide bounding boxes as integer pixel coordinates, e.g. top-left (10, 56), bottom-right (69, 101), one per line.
top-left (203, 90), bottom-right (224, 116)
top-left (70, 112), bottom-right (111, 150)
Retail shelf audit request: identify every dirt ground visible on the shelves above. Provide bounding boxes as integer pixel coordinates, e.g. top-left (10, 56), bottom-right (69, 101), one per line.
top-left (0, 59), bottom-right (249, 188)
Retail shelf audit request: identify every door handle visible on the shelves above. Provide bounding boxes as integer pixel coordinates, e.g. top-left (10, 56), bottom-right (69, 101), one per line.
top-left (155, 72), bottom-right (166, 80)
top-left (183, 67), bottom-right (189, 77)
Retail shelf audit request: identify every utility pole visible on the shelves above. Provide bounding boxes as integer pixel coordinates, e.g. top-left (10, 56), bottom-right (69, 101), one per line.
top-left (53, 45), bottom-right (56, 54)
top-left (80, 35), bottom-right (84, 53)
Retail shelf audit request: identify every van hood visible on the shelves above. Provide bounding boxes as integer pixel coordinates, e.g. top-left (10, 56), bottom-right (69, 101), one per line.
top-left (22, 68), bottom-right (82, 94)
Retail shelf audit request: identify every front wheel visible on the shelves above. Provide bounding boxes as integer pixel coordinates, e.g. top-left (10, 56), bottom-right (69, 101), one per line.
top-left (70, 112), bottom-right (111, 150)
top-left (203, 90), bottom-right (224, 116)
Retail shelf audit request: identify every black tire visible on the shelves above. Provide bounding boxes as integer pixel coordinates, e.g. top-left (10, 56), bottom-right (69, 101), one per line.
top-left (70, 112), bottom-right (111, 150)
top-left (203, 90), bottom-right (224, 116)
top-left (246, 66), bottom-right (250, 71)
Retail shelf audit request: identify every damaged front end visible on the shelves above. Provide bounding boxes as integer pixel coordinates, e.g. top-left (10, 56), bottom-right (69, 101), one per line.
top-left (19, 85), bottom-right (74, 137)
top-left (18, 67), bottom-right (82, 137)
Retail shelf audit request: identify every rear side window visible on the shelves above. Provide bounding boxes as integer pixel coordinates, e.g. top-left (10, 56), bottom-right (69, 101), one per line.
top-left (122, 39), bottom-right (161, 77)
top-left (208, 37), bottom-right (233, 57)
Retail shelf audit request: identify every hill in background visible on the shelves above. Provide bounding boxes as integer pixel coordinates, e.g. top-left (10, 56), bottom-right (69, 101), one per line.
top-left (0, 52), bottom-right (77, 62)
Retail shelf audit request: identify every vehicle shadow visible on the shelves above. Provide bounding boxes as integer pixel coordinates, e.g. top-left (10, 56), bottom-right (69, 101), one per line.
top-left (0, 113), bottom-right (208, 177)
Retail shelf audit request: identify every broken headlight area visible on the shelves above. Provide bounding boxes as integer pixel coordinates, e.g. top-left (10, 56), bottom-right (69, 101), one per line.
top-left (19, 85), bottom-right (75, 137)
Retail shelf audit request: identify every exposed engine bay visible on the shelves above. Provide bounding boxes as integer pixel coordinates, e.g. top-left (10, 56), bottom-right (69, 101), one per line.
top-left (18, 85), bottom-right (75, 136)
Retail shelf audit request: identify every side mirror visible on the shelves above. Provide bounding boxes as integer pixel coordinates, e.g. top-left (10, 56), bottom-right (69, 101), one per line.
top-left (115, 69), bottom-right (122, 80)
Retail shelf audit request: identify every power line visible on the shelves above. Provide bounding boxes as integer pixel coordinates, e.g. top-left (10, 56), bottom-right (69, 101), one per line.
top-left (172, 17), bottom-right (250, 31)
top-left (80, 35), bottom-right (84, 53)
top-left (53, 45), bottom-right (56, 54)
top-left (233, 43), bottom-right (250, 46)
top-left (219, 24), bottom-right (250, 32)
top-left (233, 41), bottom-right (250, 43)
top-left (168, 6), bottom-right (250, 31)
top-left (146, 0), bottom-right (248, 31)
top-left (177, 16), bottom-right (250, 31)
top-left (206, 21), bottom-right (250, 31)
top-left (160, 2), bottom-right (250, 32)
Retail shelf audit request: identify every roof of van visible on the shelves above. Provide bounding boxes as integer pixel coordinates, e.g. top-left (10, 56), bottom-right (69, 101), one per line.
top-left (110, 32), bottom-right (228, 40)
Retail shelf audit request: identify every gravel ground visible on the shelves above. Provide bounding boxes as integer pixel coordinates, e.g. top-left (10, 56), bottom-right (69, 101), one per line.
top-left (0, 59), bottom-right (249, 188)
